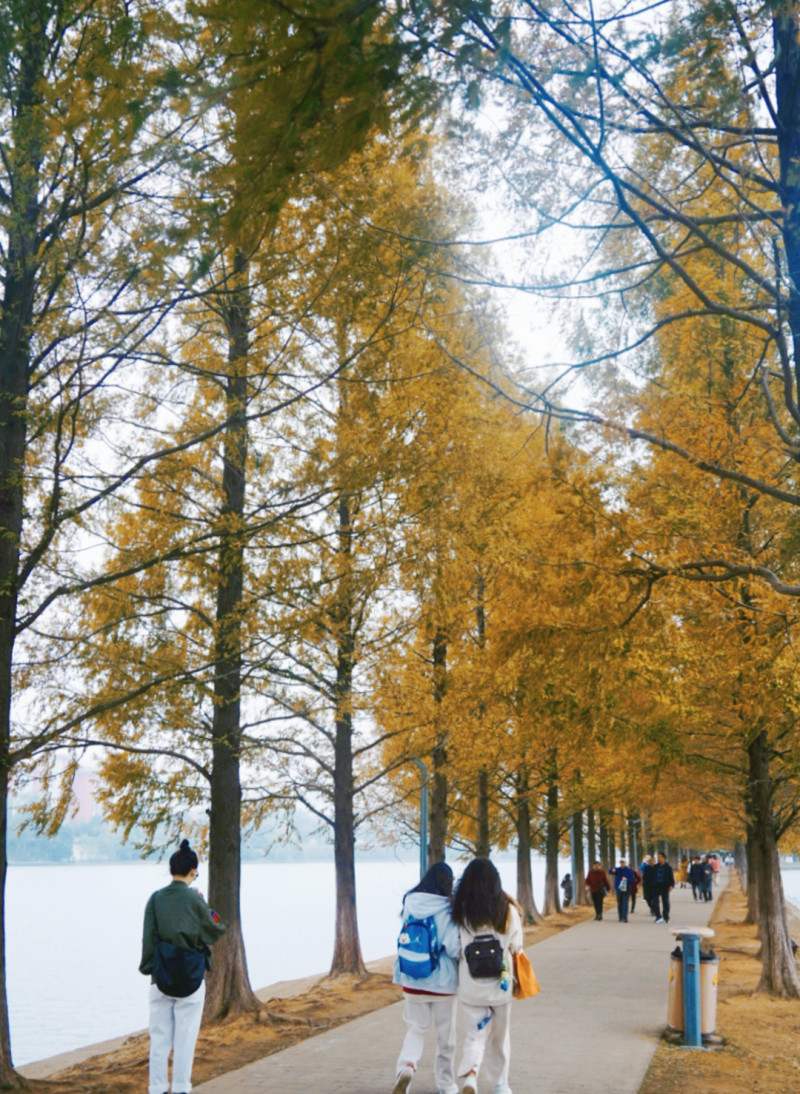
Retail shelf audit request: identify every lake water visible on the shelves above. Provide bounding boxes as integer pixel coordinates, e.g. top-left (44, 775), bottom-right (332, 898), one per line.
top-left (8, 854), bottom-right (569, 1067)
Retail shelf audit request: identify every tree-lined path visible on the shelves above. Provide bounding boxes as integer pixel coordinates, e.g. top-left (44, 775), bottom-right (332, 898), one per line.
top-left (193, 875), bottom-right (719, 1094)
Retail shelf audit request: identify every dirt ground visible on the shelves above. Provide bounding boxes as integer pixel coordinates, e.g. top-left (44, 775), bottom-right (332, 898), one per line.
top-left (639, 880), bottom-right (800, 1094)
top-left (21, 909), bottom-right (591, 1093)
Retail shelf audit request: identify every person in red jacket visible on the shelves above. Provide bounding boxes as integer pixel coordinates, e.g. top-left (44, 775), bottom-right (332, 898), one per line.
top-left (584, 861), bottom-right (612, 920)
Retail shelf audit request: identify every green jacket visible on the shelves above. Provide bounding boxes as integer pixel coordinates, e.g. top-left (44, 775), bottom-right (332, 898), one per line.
top-left (140, 880), bottom-right (227, 978)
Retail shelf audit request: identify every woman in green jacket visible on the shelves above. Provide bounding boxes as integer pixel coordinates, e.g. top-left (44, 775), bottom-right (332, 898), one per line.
top-left (140, 839), bottom-right (226, 1094)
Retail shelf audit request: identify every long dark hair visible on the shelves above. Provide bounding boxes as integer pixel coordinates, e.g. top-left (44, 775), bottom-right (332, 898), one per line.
top-left (452, 857), bottom-right (510, 933)
top-left (169, 838), bottom-right (198, 877)
top-left (403, 861), bottom-right (454, 905)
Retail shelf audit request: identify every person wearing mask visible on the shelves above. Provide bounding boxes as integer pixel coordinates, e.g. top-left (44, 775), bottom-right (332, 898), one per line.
top-left (140, 839), bottom-right (227, 1094)
top-left (452, 858), bottom-right (523, 1094)
top-left (651, 852), bottom-right (676, 923)
top-left (392, 862), bottom-right (461, 1094)
top-left (584, 861), bottom-right (612, 921)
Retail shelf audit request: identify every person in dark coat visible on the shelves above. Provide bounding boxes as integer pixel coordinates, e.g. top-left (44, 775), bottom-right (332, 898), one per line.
top-left (560, 873), bottom-right (573, 908)
top-left (651, 852), bottom-right (675, 923)
top-left (640, 855), bottom-right (656, 916)
top-left (688, 855), bottom-right (703, 901)
top-left (584, 861), bottom-right (611, 921)
top-left (700, 856), bottom-right (715, 902)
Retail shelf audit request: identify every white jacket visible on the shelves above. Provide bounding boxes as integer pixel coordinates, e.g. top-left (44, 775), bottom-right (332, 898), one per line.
top-left (458, 902), bottom-right (523, 1007)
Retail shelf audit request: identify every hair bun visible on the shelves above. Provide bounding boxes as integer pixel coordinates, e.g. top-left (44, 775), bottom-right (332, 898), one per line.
top-left (180, 839), bottom-right (191, 851)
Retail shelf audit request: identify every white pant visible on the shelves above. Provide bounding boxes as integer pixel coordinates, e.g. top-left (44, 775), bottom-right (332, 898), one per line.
top-left (148, 980), bottom-right (205, 1094)
top-left (396, 993), bottom-right (458, 1094)
top-left (458, 1001), bottom-right (513, 1093)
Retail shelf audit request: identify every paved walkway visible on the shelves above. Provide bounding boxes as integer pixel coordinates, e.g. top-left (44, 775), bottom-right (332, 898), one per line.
top-left (194, 877), bottom-right (719, 1094)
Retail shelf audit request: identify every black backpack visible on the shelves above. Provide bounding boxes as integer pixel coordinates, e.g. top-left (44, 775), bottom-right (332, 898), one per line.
top-left (151, 897), bottom-right (207, 998)
top-left (464, 934), bottom-right (504, 979)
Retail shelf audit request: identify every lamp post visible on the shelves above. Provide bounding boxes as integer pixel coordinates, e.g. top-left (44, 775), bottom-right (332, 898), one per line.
top-left (411, 758), bottom-right (429, 879)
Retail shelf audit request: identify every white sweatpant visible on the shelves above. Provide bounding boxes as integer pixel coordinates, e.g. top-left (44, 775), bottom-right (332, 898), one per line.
top-left (148, 979), bottom-right (205, 1094)
top-left (458, 1001), bottom-right (513, 1093)
top-left (396, 993), bottom-right (459, 1094)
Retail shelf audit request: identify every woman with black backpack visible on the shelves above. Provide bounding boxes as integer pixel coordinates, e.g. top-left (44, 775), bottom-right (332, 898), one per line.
top-left (139, 839), bottom-right (227, 1094)
top-left (452, 858), bottom-right (523, 1094)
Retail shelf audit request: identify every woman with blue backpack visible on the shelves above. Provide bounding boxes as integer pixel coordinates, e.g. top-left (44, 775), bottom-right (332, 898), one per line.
top-left (452, 857), bottom-right (523, 1094)
top-left (392, 861), bottom-right (461, 1094)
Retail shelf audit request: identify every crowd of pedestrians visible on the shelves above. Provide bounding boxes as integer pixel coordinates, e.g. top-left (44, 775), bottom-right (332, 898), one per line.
top-left (570, 850), bottom-right (719, 925)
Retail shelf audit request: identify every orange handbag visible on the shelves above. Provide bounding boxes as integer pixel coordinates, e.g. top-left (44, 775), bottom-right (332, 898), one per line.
top-left (512, 950), bottom-right (540, 999)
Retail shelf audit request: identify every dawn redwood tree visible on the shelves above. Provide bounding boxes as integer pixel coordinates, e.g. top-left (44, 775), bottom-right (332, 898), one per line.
top-left (74, 0), bottom-right (425, 1013)
top-left (0, 1), bottom-right (210, 1080)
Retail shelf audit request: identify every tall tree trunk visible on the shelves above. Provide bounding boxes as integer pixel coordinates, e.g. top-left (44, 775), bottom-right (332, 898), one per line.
top-left (0, 774), bottom-right (17, 1088)
top-left (428, 628), bottom-right (448, 864)
top-left (476, 769), bottom-right (490, 857)
top-left (515, 769), bottom-right (545, 924)
top-left (747, 730), bottom-right (799, 996)
top-left (205, 249), bottom-right (258, 1020)
top-left (0, 15), bottom-right (46, 1082)
top-left (599, 809), bottom-right (611, 870)
top-left (745, 816), bottom-right (760, 926)
top-left (329, 621), bottom-right (365, 976)
top-left (543, 756), bottom-right (560, 915)
top-left (328, 465), bottom-right (366, 975)
top-left (474, 572), bottom-right (490, 856)
top-left (627, 811), bottom-right (640, 866)
top-left (572, 809), bottom-right (587, 905)
top-left (618, 815), bottom-right (627, 860)
top-left (586, 805), bottom-right (596, 867)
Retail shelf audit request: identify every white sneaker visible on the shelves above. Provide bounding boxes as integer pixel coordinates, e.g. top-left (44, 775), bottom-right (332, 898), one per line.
top-left (392, 1066), bottom-right (414, 1094)
top-left (461, 1075), bottom-right (478, 1094)
top-left (655, 917), bottom-right (664, 923)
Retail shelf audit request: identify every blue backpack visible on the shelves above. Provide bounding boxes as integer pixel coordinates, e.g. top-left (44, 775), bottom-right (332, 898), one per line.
top-left (397, 913), bottom-right (439, 979)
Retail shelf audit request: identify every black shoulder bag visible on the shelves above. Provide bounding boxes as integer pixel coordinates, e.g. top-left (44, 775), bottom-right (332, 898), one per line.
top-left (151, 897), bottom-right (206, 998)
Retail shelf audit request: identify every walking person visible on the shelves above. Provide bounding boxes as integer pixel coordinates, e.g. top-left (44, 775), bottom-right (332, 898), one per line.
top-left (560, 873), bottom-right (573, 908)
top-left (629, 864), bottom-right (642, 914)
top-left (613, 858), bottom-right (637, 922)
top-left (584, 861), bottom-right (611, 920)
top-left (140, 839), bottom-right (226, 1094)
top-left (453, 857), bottom-right (523, 1094)
top-left (678, 856), bottom-right (690, 889)
top-left (641, 855), bottom-right (656, 916)
top-left (651, 851), bottom-right (675, 923)
top-left (689, 855), bottom-right (703, 901)
top-left (392, 862), bottom-right (461, 1094)
top-left (700, 855), bottom-right (715, 902)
